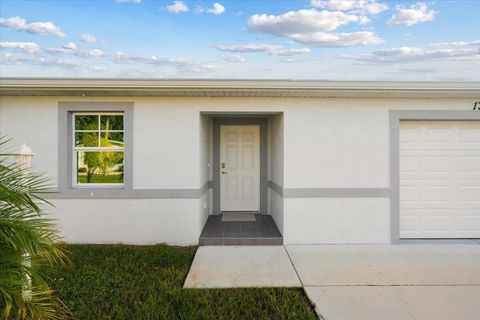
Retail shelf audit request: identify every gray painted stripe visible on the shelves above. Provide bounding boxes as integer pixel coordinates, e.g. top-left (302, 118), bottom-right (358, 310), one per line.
top-left (199, 181), bottom-right (210, 195)
top-left (268, 181), bottom-right (390, 198)
top-left (269, 181), bottom-right (284, 196)
top-left (283, 188), bottom-right (390, 198)
top-left (44, 182), bottom-right (391, 199)
top-left (44, 182), bottom-right (210, 199)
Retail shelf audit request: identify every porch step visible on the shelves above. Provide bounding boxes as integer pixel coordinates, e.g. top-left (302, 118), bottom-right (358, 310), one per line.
top-left (199, 215), bottom-right (283, 246)
top-left (199, 237), bottom-right (283, 246)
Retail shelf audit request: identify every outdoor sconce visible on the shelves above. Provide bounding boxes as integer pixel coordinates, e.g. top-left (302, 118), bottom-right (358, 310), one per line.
top-left (12, 141), bottom-right (35, 172)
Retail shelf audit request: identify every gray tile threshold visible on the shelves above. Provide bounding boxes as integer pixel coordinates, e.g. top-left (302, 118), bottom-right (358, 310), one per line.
top-left (199, 237), bottom-right (283, 246)
top-left (199, 214), bottom-right (283, 246)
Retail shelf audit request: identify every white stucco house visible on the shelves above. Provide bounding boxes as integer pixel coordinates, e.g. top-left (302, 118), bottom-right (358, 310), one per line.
top-left (0, 78), bottom-right (479, 246)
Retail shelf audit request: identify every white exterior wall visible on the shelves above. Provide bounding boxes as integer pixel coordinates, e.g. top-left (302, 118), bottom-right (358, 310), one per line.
top-left (0, 97), bottom-right (59, 185)
top-left (48, 199), bottom-right (200, 245)
top-left (133, 100), bottom-right (200, 189)
top-left (282, 98), bottom-right (471, 244)
top-left (199, 114), bottom-right (210, 228)
top-left (284, 198), bottom-right (390, 244)
top-left (0, 95), bottom-right (473, 245)
top-left (269, 114), bottom-right (284, 234)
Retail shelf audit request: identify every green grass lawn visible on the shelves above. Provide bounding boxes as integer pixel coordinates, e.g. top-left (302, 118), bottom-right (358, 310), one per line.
top-left (42, 245), bottom-right (317, 320)
top-left (78, 174), bottom-right (123, 184)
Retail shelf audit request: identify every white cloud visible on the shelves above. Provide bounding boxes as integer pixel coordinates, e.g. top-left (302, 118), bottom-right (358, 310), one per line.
top-left (47, 43), bottom-right (106, 58)
top-left (310, 0), bottom-right (388, 15)
top-left (216, 43), bottom-right (311, 56)
top-left (0, 16), bottom-right (66, 37)
top-left (287, 31), bottom-right (382, 47)
top-left (79, 33), bottom-right (99, 43)
top-left (0, 53), bottom-right (106, 72)
top-left (63, 42), bottom-right (78, 51)
top-left (343, 40), bottom-right (480, 63)
top-left (166, 1), bottom-right (188, 13)
top-left (280, 57), bottom-right (307, 63)
top-left (197, 3), bottom-right (225, 15)
top-left (0, 41), bottom-right (40, 53)
top-left (387, 2), bottom-right (436, 26)
top-left (109, 51), bottom-right (217, 74)
top-left (216, 43), bottom-right (282, 53)
top-left (207, 3), bottom-right (225, 15)
top-left (115, 0), bottom-right (141, 3)
top-left (274, 48), bottom-right (311, 56)
top-left (425, 40), bottom-right (480, 49)
top-left (1, 41), bottom-right (217, 75)
top-left (248, 9), bottom-right (369, 34)
top-left (223, 55), bottom-right (246, 62)
top-left (247, 9), bottom-right (381, 47)
top-left (79, 49), bottom-right (106, 58)
top-left (1, 47), bottom-right (216, 75)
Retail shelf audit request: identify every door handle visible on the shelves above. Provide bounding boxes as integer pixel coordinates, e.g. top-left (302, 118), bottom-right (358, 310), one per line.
top-left (221, 171), bottom-right (228, 174)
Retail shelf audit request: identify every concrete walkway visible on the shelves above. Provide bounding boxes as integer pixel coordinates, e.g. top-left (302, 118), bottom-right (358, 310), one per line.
top-left (183, 246), bottom-right (301, 288)
top-left (184, 245), bottom-right (480, 319)
top-left (287, 245), bottom-right (480, 320)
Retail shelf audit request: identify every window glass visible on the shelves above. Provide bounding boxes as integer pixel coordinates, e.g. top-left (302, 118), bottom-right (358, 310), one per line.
top-left (101, 115), bottom-right (124, 130)
top-left (75, 132), bottom-right (99, 147)
top-left (75, 115), bottom-right (98, 130)
top-left (100, 131), bottom-right (124, 147)
top-left (76, 151), bottom-right (124, 184)
top-left (74, 113), bottom-right (124, 185)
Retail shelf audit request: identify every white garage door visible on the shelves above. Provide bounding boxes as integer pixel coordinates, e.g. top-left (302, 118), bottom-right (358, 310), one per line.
top-left (400, 121), bottom-right (480, 239)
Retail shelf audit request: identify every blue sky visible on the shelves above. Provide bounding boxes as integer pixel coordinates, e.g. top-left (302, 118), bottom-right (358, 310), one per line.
top-left (0, 0), bottom-right (479, 80)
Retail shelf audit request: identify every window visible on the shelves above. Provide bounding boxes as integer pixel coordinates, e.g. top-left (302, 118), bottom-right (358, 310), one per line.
top-left (73, 113), bottom-right (125, 186)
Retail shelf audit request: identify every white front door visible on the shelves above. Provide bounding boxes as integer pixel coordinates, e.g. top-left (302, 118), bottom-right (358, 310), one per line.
top-left (399, 121), bottom-right (480, 238)
top-left (220, 125), bottom-right (260, 212)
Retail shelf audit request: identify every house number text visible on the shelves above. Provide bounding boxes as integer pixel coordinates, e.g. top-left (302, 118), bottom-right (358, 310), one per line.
top-left (474, 101), bottom-right (479, 110)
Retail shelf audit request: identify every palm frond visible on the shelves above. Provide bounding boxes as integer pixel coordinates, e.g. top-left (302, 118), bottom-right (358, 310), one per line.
top-left (0, 135), bottom-right (69, 319)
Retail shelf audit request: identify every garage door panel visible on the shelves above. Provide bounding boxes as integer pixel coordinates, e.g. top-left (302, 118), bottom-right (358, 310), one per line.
top-left (425, 156), bottom-right (453, 172)
top-left (425, 215), bottom-right (454, 231)
top-left (458, 157), bottom-right (480, 172)
top-left (399, 126), bottom-right (421, 142)
top-left (458, 125), bottom-right (480, 142)
top-left (401, 211), bottom-right (480, 238)
top-left (457, 186), bottom-right (480, 201)
top-left (425, 127), bottom-right (452, 142)
top-left (425, 186), bottom-right (454, 202)
top-left (400, 121), bottom-right (480, 239)
top-left (457, 215), bottom-right (480, 231)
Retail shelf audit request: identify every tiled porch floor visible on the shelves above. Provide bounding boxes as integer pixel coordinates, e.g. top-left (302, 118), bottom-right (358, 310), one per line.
top-left (199, 214), bottom-right (283, 245)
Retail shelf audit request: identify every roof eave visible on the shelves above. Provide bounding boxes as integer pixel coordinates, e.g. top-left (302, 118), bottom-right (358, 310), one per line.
top-left (1, 78), bottom-right (479, 98)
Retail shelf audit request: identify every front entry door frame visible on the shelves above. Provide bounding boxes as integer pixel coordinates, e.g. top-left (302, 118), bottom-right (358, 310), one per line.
top-left (213, 117), bottom-right (268, 215)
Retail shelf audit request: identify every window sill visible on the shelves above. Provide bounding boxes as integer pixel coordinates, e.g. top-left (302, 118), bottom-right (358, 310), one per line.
top-left (74, 184), bottom-right (125, 189)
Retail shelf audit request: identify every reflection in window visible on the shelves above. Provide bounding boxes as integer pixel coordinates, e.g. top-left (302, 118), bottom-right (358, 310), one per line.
top-left (73, 113), bottom-right (125, 186)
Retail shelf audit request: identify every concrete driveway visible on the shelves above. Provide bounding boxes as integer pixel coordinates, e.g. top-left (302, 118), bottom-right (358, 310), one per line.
top-left (184, 244), bottom-right (480, 319)
top-left (287, 245), bottom-right (480, 320)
